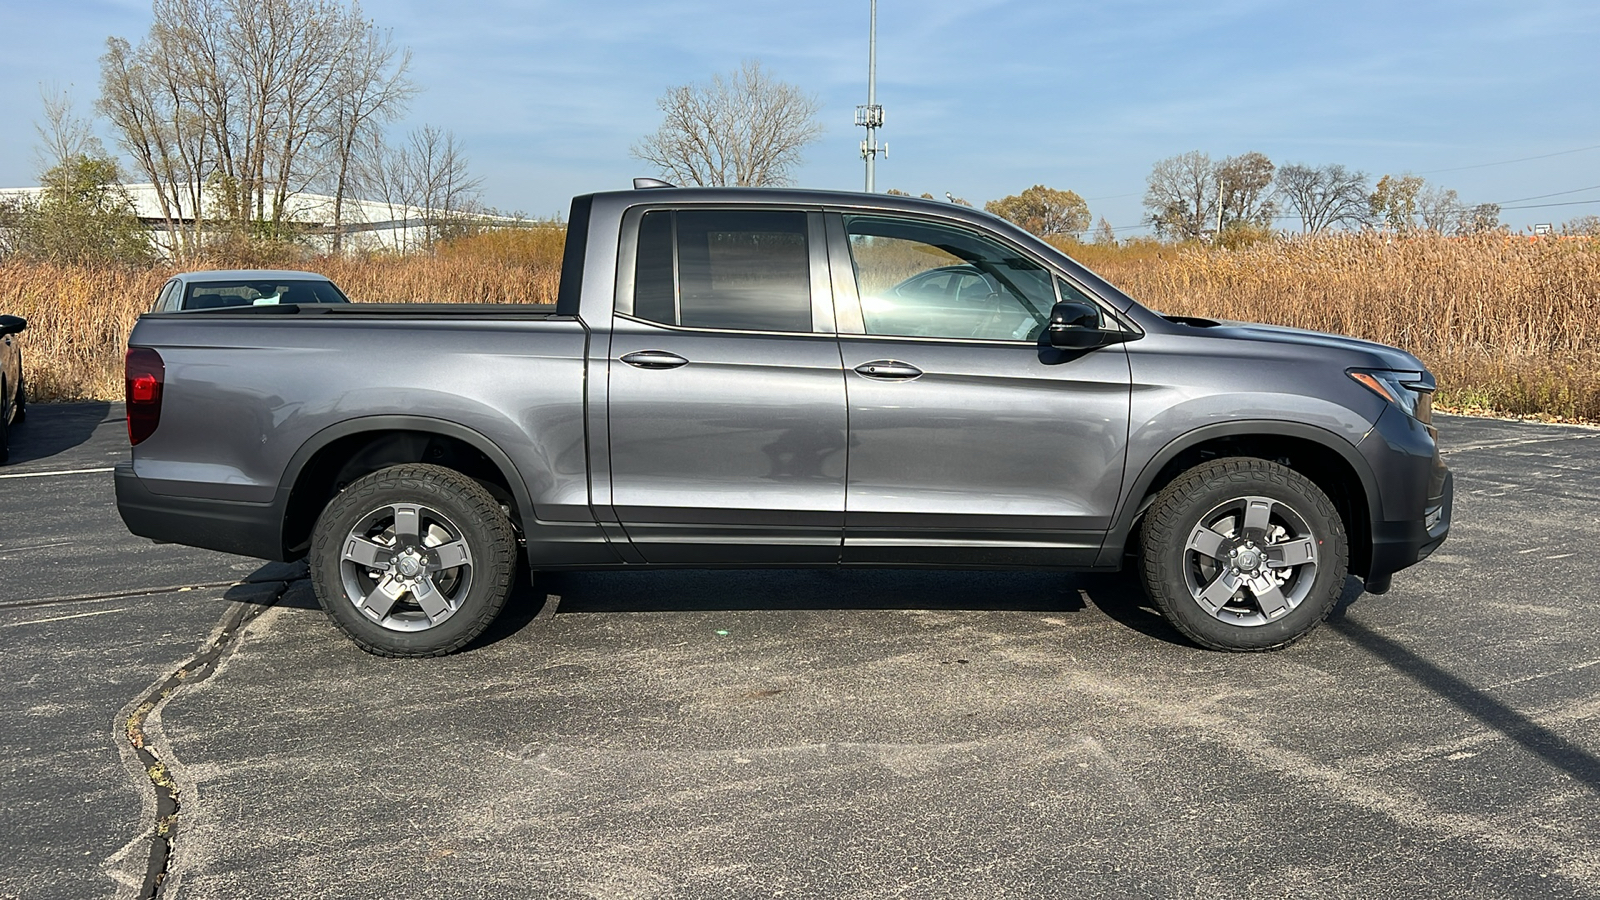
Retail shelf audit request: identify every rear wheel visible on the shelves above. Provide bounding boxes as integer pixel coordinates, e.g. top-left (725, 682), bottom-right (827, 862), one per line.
top-left (12, 373), bottom-right (24, 423)
top-left (309, 464), bottom-right (517, 657)
top-left (1139, 457), bottom-right (1347, 651)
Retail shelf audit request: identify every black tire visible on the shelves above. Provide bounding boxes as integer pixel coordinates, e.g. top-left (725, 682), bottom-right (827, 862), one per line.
top-left (308, 464), bottom-right (517, 658)
top-left (0, 406), bottom-right (9, 465)
top-left (12, 373), bottom-right (24, 423)
top-left (1139, 457), bottom-right (1347, 652)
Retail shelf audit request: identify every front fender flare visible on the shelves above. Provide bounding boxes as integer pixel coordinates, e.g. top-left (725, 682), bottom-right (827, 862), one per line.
top-left (1096, 419), bottom-right (1381, 567)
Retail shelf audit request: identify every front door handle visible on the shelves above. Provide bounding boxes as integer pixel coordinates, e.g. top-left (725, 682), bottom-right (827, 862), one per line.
top-left (620, 350), bottom-right (689, 370)
top-left (854, 360), bottom-right (923, 380)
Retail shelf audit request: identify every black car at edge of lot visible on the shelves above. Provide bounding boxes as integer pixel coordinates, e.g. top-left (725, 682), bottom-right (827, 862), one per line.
top-left (0, 313), bottom-right (28, 465)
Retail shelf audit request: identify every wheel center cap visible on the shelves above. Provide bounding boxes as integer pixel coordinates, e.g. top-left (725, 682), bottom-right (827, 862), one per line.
top-left (397, 557), bottom-right (422, 577)
top-left (1235, 547), bottom-right (1263, 571)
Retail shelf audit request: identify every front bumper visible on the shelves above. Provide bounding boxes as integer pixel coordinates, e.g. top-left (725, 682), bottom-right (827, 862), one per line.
top-left (1368, 468), bottom-right (1452, 581)
top-left (1355, 403), bottom-right (1452, 586)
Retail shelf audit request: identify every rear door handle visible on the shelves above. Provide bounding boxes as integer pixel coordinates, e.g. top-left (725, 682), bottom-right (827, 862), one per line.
top-left (620, 350), bottom-right (689, 369)
top-left (854, 360), bottom-right (923, 380)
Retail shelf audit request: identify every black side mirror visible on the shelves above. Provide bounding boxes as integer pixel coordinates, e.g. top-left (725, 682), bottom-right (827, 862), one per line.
top-left (1047, 301), bottom-right (1125, 349)
top-left (0, 315), bottom-right (26, 338)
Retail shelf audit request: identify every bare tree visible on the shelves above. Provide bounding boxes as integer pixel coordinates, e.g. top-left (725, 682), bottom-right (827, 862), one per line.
top-left (405, 125), bottom-right (482, 248)
top-left (326, 21), bottom-right (414, 250)
top-left (34, 86), bottom-right (107, 182)
top-left (359, 126), bottom-right (481, 252)
top-left (98, 32), bottom-right (212, 253)
top-left (1144, 150), bottom-right (1217, 240)
top-left (1145, 150), bottom-right (1281, 240)
top-left (1216, 151), bottom-right (1275, 230)
top-left (1458, 203), bottom-right (1501, 235)
top-left (1416, 184), bottom-right (1462, 233)
top-left (1276, 163), bottom-right (1370, 233)
top-left (632, 60), bottom-right (823, 187)
top-left (1559, 214), bottom-right (1600, 236)
top-left (97, 0), bottom-right (413, 254)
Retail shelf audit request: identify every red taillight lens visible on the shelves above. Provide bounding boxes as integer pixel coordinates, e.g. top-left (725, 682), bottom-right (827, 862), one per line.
top-left (125, 347), bottom-right (164, 445)
top-left (130, 374), bottom-right (158, 402)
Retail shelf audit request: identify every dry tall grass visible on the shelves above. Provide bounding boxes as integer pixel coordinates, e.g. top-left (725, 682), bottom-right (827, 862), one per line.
top-left (1059, 233), bottom-right (1600, 420)
top-left (1, 226), bottom-right (564, 402)
top-left (4, 227), bottom-right (1597, 420)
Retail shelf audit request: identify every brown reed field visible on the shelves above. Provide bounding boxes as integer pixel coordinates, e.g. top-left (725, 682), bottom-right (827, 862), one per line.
top-left (4, 227), bottom-right (1597, 421)
top-left (1060, 232), bottom-right (1600, 421)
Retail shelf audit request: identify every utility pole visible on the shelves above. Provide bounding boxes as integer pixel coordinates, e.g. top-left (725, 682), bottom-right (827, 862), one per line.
top-left (856, 0), bottom-right (885, 192)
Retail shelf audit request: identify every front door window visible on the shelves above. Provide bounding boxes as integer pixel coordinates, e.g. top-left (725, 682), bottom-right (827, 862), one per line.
top-left (846, 216), bottom-right (1057, 342)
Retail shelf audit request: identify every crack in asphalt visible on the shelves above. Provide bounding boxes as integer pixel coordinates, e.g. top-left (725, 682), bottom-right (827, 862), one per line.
top-left (0, 582), bottom-right (242, 611)
top-left (122, 581), bottom-right (296, 900)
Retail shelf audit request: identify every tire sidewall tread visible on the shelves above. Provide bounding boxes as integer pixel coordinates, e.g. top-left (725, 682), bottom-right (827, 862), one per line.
top-left (1139, 457), bottom-right (1348, 652)
top-left (308, 463), bottom-right (517, 658)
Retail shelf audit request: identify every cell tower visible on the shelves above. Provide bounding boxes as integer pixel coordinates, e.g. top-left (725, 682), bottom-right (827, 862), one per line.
top-left (856, 0), bottom-right (885, 192)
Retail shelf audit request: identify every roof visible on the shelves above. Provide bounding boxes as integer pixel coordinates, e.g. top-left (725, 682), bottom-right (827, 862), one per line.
top-left (169, 270), bottom-right (334, 283)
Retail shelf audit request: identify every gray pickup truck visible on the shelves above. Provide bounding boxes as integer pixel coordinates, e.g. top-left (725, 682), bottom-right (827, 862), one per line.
top-left (117, 184), bottom-right (1451, 657)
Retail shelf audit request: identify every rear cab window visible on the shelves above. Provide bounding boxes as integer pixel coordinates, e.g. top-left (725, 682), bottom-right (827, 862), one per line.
top-left (629, 209), bottom-right (815, 332)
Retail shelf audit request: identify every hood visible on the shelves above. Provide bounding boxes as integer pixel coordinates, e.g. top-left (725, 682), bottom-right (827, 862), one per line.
top-left (1163, 315), bottom-right (1427, 375)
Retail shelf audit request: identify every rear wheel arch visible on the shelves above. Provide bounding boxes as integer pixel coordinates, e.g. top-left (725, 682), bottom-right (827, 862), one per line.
top-left (279, 416), bottom-right (535, 559)
top-left (1110, 422), bottom-right (1379, 577)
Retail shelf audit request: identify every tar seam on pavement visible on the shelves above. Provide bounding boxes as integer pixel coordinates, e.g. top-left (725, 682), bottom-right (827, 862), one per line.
top-left (122, 581), bottom-right (297, 900)
top-left (0, 582), bottom-right (241, 611)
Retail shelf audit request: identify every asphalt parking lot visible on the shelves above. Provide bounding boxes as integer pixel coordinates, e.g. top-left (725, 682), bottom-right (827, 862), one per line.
top-left (2, 402), bottom-right (1597, 900)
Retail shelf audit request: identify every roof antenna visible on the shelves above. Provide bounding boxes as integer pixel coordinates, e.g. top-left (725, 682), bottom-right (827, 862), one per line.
top-left (633, 177), bottom-right (675, 189)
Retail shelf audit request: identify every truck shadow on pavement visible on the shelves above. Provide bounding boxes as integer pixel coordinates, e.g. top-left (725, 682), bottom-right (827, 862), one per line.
top-left (518, 566), bottom-right (1197, 646)
top-left (5, 400), bottom-right (111, 465)
top-left (1327, 609), bottom-right (1600, 795)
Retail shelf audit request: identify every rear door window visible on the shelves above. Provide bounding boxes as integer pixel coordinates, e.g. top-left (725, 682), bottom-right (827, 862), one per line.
top-left (632, 210), bottom-right (813, 332)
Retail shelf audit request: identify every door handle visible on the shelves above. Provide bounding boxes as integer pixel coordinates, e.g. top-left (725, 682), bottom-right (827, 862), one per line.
top-left (620, 350), bottom-right (689, 369)
top-left (854, 360), bottom-right (923, 380)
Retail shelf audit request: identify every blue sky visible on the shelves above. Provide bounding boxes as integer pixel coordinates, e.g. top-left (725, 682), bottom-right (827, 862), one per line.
top-left (2, 0), bottom-right (1597, 234)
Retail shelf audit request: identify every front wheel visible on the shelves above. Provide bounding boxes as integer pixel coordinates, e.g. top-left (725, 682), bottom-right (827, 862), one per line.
top-left (1139, 458), bottom-right (1348, 651)
top-left (309, 464), bottom-right (517, 657)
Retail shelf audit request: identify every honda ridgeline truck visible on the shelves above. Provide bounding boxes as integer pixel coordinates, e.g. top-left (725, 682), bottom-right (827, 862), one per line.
top-left (117, 184), bottom-right (1452, 657)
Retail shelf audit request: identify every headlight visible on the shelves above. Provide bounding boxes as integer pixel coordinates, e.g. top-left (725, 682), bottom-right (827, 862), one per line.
top-left (1349, 370), bottom-right (1433, 424)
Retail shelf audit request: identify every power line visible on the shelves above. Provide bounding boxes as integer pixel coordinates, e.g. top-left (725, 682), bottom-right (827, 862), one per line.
top-left (1489, 184), bottom-right (1600, 205)
top-left (1497, 198), bottom-right (1600, 211)
top-left (1415, 143), bottom-right (1600, 175)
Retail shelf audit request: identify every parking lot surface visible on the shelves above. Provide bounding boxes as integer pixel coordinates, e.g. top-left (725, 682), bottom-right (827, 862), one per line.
top-left (1, 403), bottom-right (1597, 899)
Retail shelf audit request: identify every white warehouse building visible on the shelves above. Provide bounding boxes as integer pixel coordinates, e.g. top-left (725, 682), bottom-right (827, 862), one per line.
top-left (0, 182), bottom-right (482, 256)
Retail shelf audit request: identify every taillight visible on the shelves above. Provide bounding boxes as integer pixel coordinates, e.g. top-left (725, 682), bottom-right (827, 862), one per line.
top-left (125, 347), bottom-right (164, 445)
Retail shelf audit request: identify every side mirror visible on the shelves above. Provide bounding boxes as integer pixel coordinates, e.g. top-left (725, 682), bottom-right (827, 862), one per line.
top-left (1047, 301), bottom-right (1125, 349)
top-left (0, 315), bottom-right (26, 338)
